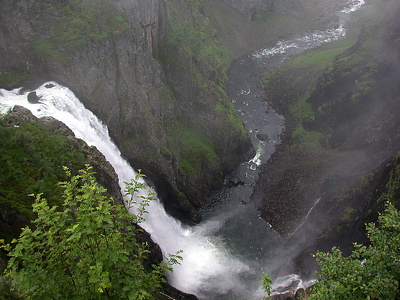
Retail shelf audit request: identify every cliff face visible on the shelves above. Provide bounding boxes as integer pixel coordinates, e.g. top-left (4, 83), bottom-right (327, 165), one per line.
top-left (0, 0), bottom-right (251, 222)
top-left (254, 0), bottom-right (400, 244)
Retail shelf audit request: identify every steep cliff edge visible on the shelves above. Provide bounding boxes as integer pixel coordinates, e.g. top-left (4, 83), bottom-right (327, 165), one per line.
top-left (0, 0), bottom-right (251, 222)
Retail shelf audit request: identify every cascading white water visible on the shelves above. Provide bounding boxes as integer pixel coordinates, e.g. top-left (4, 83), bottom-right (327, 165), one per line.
top-left (0, 83), bottom-right (254, 299)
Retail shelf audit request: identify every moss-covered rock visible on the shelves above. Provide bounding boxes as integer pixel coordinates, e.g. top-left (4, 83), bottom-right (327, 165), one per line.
top-left (0, 106), bottom-right (123, 244)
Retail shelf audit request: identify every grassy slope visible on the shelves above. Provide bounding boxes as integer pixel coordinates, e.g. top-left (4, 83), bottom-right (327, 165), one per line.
top-left (0, 114), bottom-right (91, 263)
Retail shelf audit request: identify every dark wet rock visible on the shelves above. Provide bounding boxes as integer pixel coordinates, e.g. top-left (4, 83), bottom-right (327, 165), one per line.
top-left (256, 133), bottom-right (269, 141)
top-left (226, 175), bottom-right (244, 188)
top-left (219, 0), bottom-right (304, 21)
top-left (27, 91), bottom-right (40, 103)
top-left (45, 83), bottom-right (55, 88)
top-left (4, 105), bottom-right (37, 124)
top-left (220, 0), bottom-right (274, 20)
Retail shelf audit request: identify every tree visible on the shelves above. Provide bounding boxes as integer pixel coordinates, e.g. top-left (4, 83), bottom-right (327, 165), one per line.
top-left (310, 202), bottom-right (400, 299)
top-left (1, 165), bottom-right (181, 299)
top-left (260, 274), bottom-right (272, 299)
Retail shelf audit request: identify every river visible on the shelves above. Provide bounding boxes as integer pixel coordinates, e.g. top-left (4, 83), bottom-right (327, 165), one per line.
top-left (200, 0), bottom-right (365, 297)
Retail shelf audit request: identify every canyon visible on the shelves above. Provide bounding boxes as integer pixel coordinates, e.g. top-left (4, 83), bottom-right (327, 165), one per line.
top-left (1, 0), bottom-right (400, 298)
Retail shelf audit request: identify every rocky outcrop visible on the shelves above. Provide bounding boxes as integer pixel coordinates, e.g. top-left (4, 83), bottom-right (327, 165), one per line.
top-left (0, 0), bottom-right (251, 223)
top-left (2, 105), bottom-right (123, 205)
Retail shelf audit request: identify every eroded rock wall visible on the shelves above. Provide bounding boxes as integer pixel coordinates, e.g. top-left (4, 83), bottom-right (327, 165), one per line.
top-left (0, 0), bottom-right (251, 222)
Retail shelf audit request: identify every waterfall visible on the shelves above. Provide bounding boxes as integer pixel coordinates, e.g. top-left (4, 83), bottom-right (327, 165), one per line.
top-left (0, 82), bottom-right (255, 299)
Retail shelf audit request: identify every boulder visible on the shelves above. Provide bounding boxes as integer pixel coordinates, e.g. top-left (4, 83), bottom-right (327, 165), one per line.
top-left (27, 91), bottom-right (40, 103)
top-left (226, 175), bottom-right (244, 188)
top-left (256, 133), bottom-right (269, 141)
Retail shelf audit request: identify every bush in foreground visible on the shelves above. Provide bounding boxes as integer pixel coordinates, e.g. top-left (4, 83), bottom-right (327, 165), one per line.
top-left (1, 166), bottom-right (181, 299)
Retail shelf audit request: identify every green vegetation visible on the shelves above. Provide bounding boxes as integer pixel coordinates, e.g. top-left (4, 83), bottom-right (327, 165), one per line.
top-left (0, 118), bottom-right (86, 219)
top-left (314, 41), bottom-right (379, 109)
top-left (163, 0), bottom-right (247, 139)
top-left (30, 0), bottom-right (129, 62)
top-left (310, 201), bottom-right (400, 299)
top-left (285, 39), bottom-right (357, 73)
top-left (0, 71), bottom-right (31, 90)
top-left (340, 207), bottom-right (356, 222)
top-left (291, 125), bottom-right (324, 149)
top-left (260, 39), bottom-right (357, 89)
top-left (378, 161), bottom-right (400, 205)
top-left (260, 274), bottom-right (272, 299)
top-left (257, 11), bottom-right (296, 24)
top-left (168, 122), bottom-right (220, 179)
top-left (1, 166), bottom-right (181, 299)
top-left (256, 11), bottom-right (321, 35)
top-left (179, 128), bottom-right (219, 178)
top-left (260, 39), bottom-right (356, 149)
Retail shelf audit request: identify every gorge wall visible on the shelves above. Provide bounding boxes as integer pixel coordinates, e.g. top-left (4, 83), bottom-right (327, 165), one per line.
top-left (252, 0), bottom-right (400, 276)
top-left (0, 0), bottom-right (251, 223)
top-left (2, 0), bottom-right (400, 296)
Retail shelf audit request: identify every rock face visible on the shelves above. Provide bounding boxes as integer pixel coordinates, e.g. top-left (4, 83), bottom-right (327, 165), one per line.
top-left (0, 0), bottom-right (251, 223)
top-left (218, 0), bottom-right (306, 20)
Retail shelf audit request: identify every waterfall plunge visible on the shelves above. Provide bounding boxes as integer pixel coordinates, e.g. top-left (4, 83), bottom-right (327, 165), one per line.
top-left (0, 82), bottom-right (255, 299)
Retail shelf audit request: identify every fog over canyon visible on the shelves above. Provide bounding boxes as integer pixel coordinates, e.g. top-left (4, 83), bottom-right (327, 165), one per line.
top-left (1, 0), bottom-right (400, 299)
